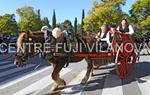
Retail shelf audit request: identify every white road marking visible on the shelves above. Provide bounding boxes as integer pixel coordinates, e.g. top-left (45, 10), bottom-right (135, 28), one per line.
top-left (0, 64), bottom-right (15, 70)
top-left (62, 70), bottom-right (86, 95)
top-left (0, 61), bottom-right (11, 65)
top-left (0, 66), bottom-right (52, 89)
top-left (0, 64), bottom-right (36, 78)
top-left (136, 78), bottom-right (150, 95)
top-left (14, 68), bottom-right (72, 95)
top-left (102, 75), bottom-right (123, 95)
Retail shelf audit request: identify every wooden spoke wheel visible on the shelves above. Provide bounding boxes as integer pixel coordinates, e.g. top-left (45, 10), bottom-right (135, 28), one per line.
top-left (115, 43), bottom-right (136, 79)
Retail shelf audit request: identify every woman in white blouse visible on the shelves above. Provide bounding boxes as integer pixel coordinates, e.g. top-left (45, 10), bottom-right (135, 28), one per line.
top-left (117, 19), bottom-right (134, 35)
top-left (95, 25), bottom-right (111, 45)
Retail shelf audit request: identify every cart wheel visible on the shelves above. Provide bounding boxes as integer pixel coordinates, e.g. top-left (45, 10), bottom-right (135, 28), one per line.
top-left (127, 51), bottom-right (136, 72)
top-left (115, 48), bottom-right (136, 79)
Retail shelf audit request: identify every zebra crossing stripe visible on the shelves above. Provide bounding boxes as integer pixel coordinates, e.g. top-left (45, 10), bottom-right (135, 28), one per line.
top-left (0, 61), bottom-right (11, 64)
top-left (13, 68), bottom-right (72, 95)
top-left (0, 66), bottom-right (52, 89)
top-left (0, 64), bottom-right (15, 70)
top-left (102, 74), bottom-right (123, 95)
top-left (136, 78), bottom-right (150, 95)
top-left (61, 70), bottom-right (86, 95)
top-left (0, 64), bottom-right (36, 78)
top-left (148, 80), bottom-right (150, 95)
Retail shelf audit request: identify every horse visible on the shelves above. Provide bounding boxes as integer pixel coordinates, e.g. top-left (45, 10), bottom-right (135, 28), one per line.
top-left (13, 28), bottom-right (93, 91)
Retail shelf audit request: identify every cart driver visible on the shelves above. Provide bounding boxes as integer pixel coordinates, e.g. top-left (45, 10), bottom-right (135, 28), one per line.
top-left (117, 19), bottom-right (134, 35)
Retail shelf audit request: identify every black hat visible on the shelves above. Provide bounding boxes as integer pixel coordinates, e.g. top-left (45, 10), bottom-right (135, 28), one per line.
top-left (111, 24), bottom-right (117, 28)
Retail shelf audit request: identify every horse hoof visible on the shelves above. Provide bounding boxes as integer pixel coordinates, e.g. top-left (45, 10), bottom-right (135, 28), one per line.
top-left (92, 72), bottom-right (94, 76)
top-left (93, 64), bottom-right (101, 69)
top-left (60, 80), bottom-right (66, 87)
top-left (80, 79), bottom-right (87, 85)
top-left (51, 83), bottom-right (58, 91)
top-left (80, 82), bottom-right (86, 85)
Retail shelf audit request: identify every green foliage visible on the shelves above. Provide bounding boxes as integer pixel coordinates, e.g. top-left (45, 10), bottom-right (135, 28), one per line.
top-left (0, 14), bottom-right (18, 35)
top-left (37, 9), bottom-right (42, 29)
top-left (81, 9), bottom-right (85, 33)
top-left (16, 6), bottom-right (42, 31)
top-left (130, 0), bottom-right (150, 38)
top-left (41, 17), bottom-right (51, 28)
top-left (74, 17), bottom-right (78, 34)
top-left (60, 20), bottom-right (73, 32)
top-left (140, 16), bottom-right (150, 28)
top-left (77, 24), bottom-right (82, 35)
top-left (83, 0), bottom-right (126, 31)
top-left (52, 10), bottom-right (56, 29)
top-left (130, 0), bottom-right (150, 30)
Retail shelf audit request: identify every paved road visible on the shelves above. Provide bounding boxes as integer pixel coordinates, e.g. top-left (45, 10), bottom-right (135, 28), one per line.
top-left (0, 54), bottom-right (150, 95)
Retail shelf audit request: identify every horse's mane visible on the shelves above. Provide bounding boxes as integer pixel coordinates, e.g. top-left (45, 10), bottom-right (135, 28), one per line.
top-left (30, 31), bottom-right (44, 36)
top-left (83, 32), bottom-right (97, 38)
top-left (17, 31), bottom-right (44, 48)
top-left (17, 32), bottom-right (27, 48)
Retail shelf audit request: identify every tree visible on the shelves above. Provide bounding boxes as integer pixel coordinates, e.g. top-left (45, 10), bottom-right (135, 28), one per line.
top-left (81, 9), bottom-right (85, 34)
top-left (83, 0), bottom-right (126, 31)
top-left (37, 9), bottom-right (42, 29)
top-left (0, 14), bottom-right (18, 35)
top-left (60, 20), bottom-right (73, 32)
top-left (16, 6), bottom-right (42, 31)
top-left (130, 0), bottom-right (150, 34)
top-left (52, 10), bottom-right (56, 29)
top-left (41, 17), bottom-right (51, 28)
top-left (74, 17), bottom-right (78, 34)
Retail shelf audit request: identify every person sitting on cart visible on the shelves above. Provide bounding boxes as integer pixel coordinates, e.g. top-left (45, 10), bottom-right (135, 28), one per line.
top-left (41, 25), bottom-right (56, 44)
top-left (109, 24), bottom-right (118, 42)
top-left (117, 19), bottom-right (134, 35)
top-left (95, 25), bottom-right (111, 51)
top-left (41, 25), bottom-right (56, 58)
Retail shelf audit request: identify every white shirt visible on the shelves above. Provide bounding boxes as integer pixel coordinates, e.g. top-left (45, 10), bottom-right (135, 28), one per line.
top-left (117, 25), bottom-right (134, 35)
top-left (62, 30), bottom-right (68, 37)
top-left (100, 32), bottom-right (111, 45)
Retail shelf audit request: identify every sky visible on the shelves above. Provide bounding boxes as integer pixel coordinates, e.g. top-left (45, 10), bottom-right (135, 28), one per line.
top-left (0, 0), bottom-right (136, 24)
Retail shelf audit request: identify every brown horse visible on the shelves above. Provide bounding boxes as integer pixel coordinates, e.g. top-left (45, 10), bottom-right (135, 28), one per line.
top-left (13, 30), bottom-right (93, 91)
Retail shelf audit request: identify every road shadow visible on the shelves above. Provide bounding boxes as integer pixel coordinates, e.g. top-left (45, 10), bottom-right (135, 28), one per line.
top-left (83, 61), bottom-right (150, 92)
top-left (44, 61), bottom-right (150, 95)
